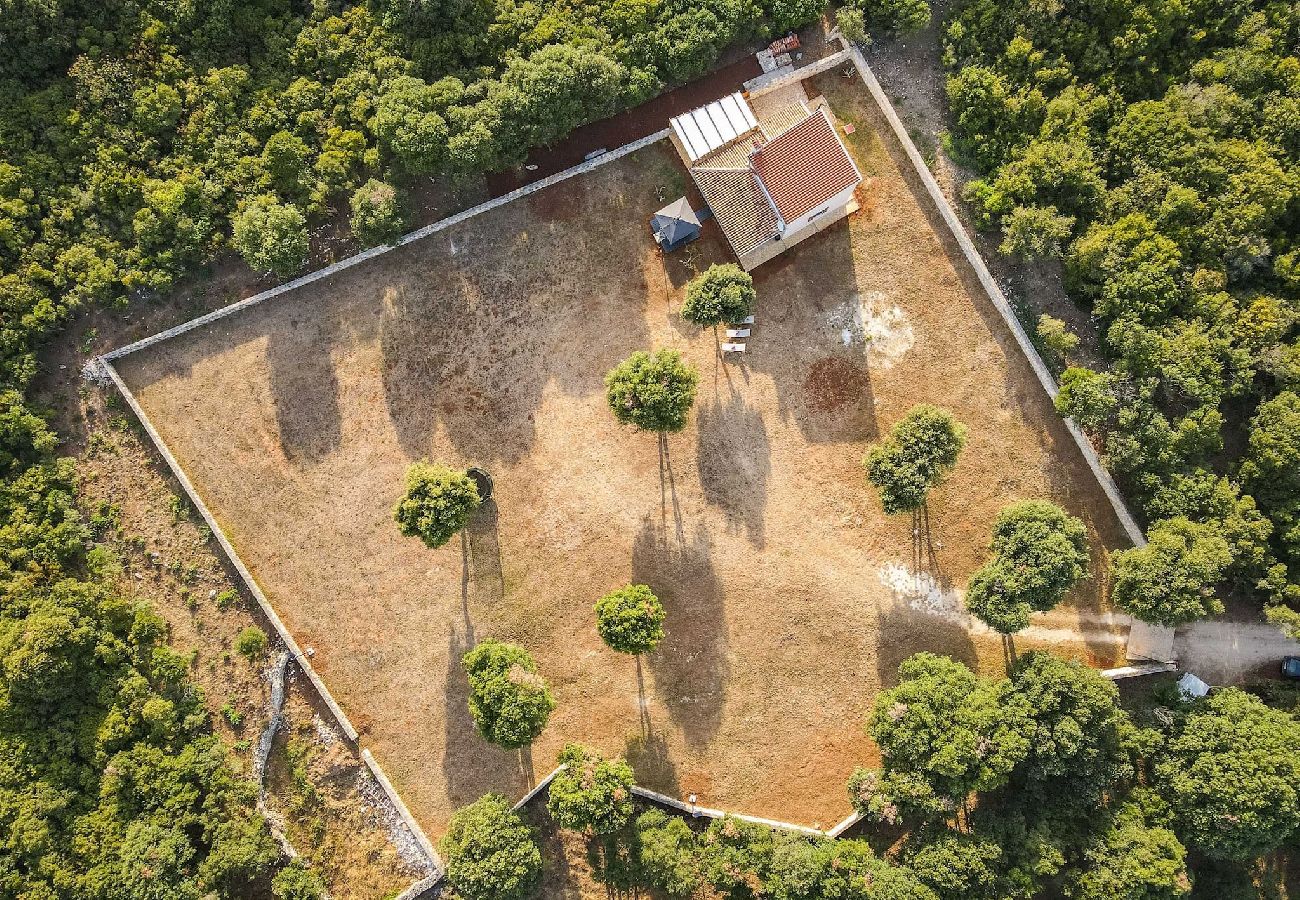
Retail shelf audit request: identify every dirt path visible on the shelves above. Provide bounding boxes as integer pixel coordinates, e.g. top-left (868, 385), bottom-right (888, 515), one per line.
top-left (1175, 621), bottom-right (1300, 685)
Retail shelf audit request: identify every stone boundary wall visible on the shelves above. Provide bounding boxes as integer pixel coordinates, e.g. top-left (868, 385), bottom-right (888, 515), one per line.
top-left (746, 47), bottom-right (852, 97)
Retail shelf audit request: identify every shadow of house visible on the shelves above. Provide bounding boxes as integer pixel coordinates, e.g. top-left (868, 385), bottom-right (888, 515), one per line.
top-left (267, 314), bottom-right (343, 464)
top-left (695, 391), bottom-right (771, 548)
top-left (631, 517), bottom-right (727, 750)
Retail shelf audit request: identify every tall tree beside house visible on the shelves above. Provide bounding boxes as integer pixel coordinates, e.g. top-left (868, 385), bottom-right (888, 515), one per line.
top-left (681, 263), bottom-right (756, 329)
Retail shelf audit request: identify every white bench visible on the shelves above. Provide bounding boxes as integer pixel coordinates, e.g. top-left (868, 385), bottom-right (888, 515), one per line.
top-left (721, 342), bottom-right (746, 353)
top-left (726, 328), bottom-right (751, 338)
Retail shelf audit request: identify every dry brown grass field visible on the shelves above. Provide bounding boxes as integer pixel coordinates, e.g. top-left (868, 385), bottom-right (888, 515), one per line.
top-left (114, 74), bottom-right (1131, 841)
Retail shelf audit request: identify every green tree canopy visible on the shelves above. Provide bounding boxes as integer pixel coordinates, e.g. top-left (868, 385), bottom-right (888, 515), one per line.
top-left (546, 743), bottom-right (635, 835)
top-left (1068, 804), bottom-right (1191, 900)
top-left (461, 639), bottom-right (555, 749)
top-left (349, 178), bottom-right (406, 247)
top-left (1111, 517), bottom-right (1232, 626)
top-left (864, 405), bottom-right (968, 514)
top-left (439, 794), bottom-right (542, 900)
top-left (636, 809), bottom-right (700, 897)
top-left (1240, 391), bottom-right (1300, 571)
top-left (681, 263), bottom-right (756, 328)
top-left (393, 462), bottom-right (481, 550)
top-left (848, 0), bottom-right (931, 34)
top-left (857, 653), bottom-right (1030, 818)
top-left (1156, 688), bottom-right (1300, 862)
top-left (966, 500), bottom-right (1090, 634)
top-left (605, 350), bottom-right (699, 433)
top-left (230, 196), bottom-right (309, 278)
top-left (595, 584), bottom-right (666, 655)
top-left (698, 816), bottom-right (776, 900)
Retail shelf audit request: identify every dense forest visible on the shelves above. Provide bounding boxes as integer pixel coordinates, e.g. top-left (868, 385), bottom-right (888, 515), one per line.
top-left (1, 0), bottom-right (1299, 896)
top-left (944, 0), bottom-right (1300, 634)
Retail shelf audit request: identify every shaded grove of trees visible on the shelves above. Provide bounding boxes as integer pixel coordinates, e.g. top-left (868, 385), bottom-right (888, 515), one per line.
top-left (941, 0), bottom-right (1300, 634)
top-left (851, 651), bottom-right (1300, 899)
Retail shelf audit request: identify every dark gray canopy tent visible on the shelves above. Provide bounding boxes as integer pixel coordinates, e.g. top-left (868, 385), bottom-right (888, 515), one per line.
top-left (650, 197), bottom-right (702, 251)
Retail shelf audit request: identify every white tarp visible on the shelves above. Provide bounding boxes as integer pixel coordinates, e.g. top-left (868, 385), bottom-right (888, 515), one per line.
top-left (1177, 672), bottom-right (1210, 699)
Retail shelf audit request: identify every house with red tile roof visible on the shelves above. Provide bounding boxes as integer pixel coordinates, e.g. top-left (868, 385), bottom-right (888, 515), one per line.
top-left (669, 91), bottom-right (863, 270)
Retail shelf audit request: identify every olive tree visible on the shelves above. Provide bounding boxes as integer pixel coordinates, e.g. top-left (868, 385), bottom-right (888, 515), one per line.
top-left (1110, 517), bottom-right (1231, 626)
top-left (546, 743), bottom-right (635, 835)
top-left (440, 794), bottom-right (542, 900)
top-left (595, 584), bottom-right (665, 655)
top-left (231, 196), bottom-right (309, 278)
top-left (461, 639), bottom-right (555, 749)
top-left (965, 500), bottom-right (1089, 634)
top-left (1156, 688), bottom-right (1300, 862)
top-left (864, 405), bottom-right (967, 514)
top-left (605, 350), bottom-right (699, 433)
top-left (681, 264), bottom-right (755, 328)
top-left (394, 462), bottom-right (481, 550)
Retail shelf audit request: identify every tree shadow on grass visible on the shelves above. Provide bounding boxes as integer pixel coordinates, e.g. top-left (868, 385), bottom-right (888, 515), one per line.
top-left (623, 657), bottom-right (681, 797)
top-left (267, 313), bottom-right (342, 464)
top-left (695, 389), bottom-right (771, 549)
top-left (631, 516), bottom-right (727, 751)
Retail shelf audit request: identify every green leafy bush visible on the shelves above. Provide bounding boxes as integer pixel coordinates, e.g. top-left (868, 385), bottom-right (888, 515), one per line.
top-left (1111, 517), bottom-right (1232, 626)
top-left (231, 196), bottom-right (310, 278)
top-left (272, 860), bottom-right (327, 900)
top-left (394, 462), bottom-right (481, 550)
top-left (605, 350), bottom-right (699, 433)
top-left (440, 794), bottom-right (541, 900)
top-left (864, 405), bottom-right (967, 514)
top-left (595, 584), bottom-right (666, 655)
top-left (681, 263), bottom-right (755, 328)
top-left (349, 178), bottom-right (406, 246)
top-left (234, 626), bottom-right (269, 658)
top-left (546, 743), bottom-right (635, 835)
top-left (636, 809), bottom-right (700, 896)
top-left (461, 639), bottom-right (555, 748)
top-left (849, 0), bottom-right (931, 34)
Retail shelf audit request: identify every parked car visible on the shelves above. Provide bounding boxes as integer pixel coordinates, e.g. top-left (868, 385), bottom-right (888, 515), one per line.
top-left (1283, 656), bottom-right (1300, 680)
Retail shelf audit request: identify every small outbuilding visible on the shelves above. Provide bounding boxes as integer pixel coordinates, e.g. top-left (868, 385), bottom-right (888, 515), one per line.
top-left (650, 197), bottom-right (701, 252)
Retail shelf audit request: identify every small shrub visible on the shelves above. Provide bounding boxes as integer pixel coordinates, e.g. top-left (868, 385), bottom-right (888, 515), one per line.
top-left (221, 702), bottom-right (244, 728)
top-left (836, 6), bottom-right (870, 43)
top-left (851, 0), bottom-right (930, 33)
top-left (235, 626), bottom-right (268, 659)
top-left (462, 639), bottom-right (555, 748)
top-left (681, 263), bottom-right (755, 328)
top-left (605, 350), bottom-right (699, 433)
top-left (595, 584), bottom-right (666, 655)
top-left (547, 743), bottom-right (636, 835)
top-left (394, 462), bottom-right (481, 549)
top-left (1036, 314), bottom-right (1079, 371)
top-left (272, 860), bottom-right (326, 900)
top-left (216, 589), bottom-right (239, 610)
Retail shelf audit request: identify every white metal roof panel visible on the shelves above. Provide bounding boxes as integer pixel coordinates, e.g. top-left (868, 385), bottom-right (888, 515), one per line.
top-left (671, 92), bottom-right (758, 162)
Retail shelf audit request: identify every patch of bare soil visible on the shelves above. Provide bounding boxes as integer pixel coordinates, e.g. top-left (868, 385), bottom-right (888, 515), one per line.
top-left (113, 104), bottom-right (1130, 843)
